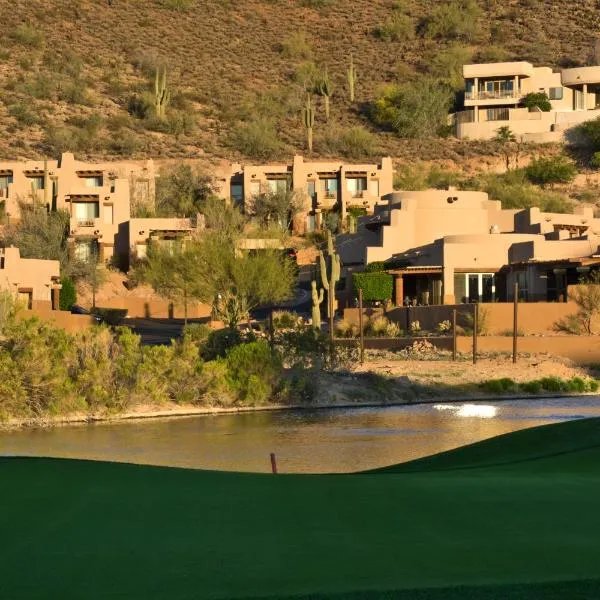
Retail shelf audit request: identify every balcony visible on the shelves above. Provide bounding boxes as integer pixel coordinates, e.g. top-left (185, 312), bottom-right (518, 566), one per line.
top-left (77, 219), bottom-right (96, 228)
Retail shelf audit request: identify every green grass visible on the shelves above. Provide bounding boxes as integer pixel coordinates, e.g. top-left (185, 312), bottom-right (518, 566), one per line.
top-left (2, 418), bottom-right (600, 599)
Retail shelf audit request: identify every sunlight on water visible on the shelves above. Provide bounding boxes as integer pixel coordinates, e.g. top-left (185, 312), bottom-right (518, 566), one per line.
top-left (434, 404), bottom-right (497, 418)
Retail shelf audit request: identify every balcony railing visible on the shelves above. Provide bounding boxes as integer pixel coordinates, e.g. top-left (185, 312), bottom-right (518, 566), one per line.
top-left (465, 90), bottom-right (519, 100)
top-left (76, 219), bottom-right (96, 227)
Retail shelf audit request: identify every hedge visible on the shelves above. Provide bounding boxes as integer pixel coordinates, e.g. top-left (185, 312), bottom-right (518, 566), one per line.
top-left (59, 277), bottom-right (76, 311)
top-left (353, 272), bottom-right (393, 302)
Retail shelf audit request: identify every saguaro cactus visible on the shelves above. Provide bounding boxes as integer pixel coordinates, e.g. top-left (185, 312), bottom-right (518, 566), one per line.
top-left (302, 93), bottom-right (315, 153)
top-left (317, 69), bottom-right (333, 121)
top-left (347, 54), bottom-right (357, 102)
top-left (319, 230), bottom-right (341, 319)
top-left (154, 66), bottom-right (171, 119)
top-left (311, 279), bottom-right (325, 330)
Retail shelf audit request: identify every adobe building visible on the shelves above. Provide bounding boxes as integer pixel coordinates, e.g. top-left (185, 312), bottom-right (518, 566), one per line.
top-left (455, 61), bottom-right (600, 141)
top-left (217, 155), bottom-right (394, 233)
top-left (338, 189), bottom-right (600, 307)
top-left (0, 246), bottom-right (60, 310)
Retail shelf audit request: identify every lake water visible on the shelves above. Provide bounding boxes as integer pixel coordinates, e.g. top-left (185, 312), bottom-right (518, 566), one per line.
top-left (2, 398), bottom-right (600, 473)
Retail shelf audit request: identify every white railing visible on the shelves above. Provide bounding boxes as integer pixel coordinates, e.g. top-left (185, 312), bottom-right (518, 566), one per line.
top-left (76, 219), bottom-right (96, 227)
top-left (465, 90), bottom-right (519, 100)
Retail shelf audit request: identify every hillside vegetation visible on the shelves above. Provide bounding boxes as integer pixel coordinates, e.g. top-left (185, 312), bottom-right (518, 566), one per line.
top-left (1, 0), bottom-right (600, 164)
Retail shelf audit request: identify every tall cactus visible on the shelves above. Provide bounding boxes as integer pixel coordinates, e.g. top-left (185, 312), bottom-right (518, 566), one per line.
top-left (316, 69), bottom-right (333, 121)
top-left (302, 93), bottom-right (315, 153)
top-left (311, 279), bottom-right (324, 330)
top-left (347, 54), bottom-right (357, 102)
top-left (319, 230), bottom-right (341, 319)
top-left (154, 66), bottom-right (171, 119)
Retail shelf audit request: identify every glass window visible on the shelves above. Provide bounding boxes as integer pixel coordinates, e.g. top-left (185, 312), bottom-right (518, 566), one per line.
top-left (74, 202), bottom-right (99, 224)
top-left (84, 176), bottom-right (103, 187)
top-left (486, 107), bottom-right (509, 121)
top-left (549, 87), bottom-right (563, 100)
top-left (230, 183), bottom-right (244, 207)
top-left (323, 178), bottom-right (338, 196)
top-left (267, 179), bottom-right (288, 194)
top-left (28, 176), bottom-right (44, 190)
top-left (74, 240), bottom-right (99, 263)
top-left (250, 181), bottom-right (260, 196)
top-left (18, 291), bottom-right (32, 310)
top-left (0, 174), bottom-right (13, 189)
top-left (574, 89), bottom-right (585, 110)
top-left (346, 177), bottom-right (367, 196)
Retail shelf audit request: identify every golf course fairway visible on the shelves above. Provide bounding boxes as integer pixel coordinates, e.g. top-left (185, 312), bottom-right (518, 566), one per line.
top-left (1, 416), bottom-right (600, 600)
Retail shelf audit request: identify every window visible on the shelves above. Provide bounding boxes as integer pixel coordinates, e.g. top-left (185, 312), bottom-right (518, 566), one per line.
top-left (74, 240), bottom-right (99, 263)
top-left (103, 204), bottom-right (114, 225)
top-left (74, 202), bottom-right (99, 225)
top-left (346, 177), bottom-right (367, 197)
top-left (230, 183), bottom-right (244, 207)
top-left (267, 178), bottom-right (289, 194)
top-left (28, 176), bottom-right (44, 190)
top-left (480, 79), bottom-right (514, 98)
top-left (323, 178), bottom-right (338, 197)
top-left (136, 244), bottom-right (147, 259)
top-left (18, 290), bottom-right (32, 310)
top-left (549, 87), bottom-right (563, 100)
top-left (369, 179), bottom-right (380, 198)
top-left (486, 107), bottom-right (509, 122)
top-left (454, 273), bottom-right (496, 303)
top-left (0, 174), bottom-right (13, 189)
top-left (574, 89), bottom-right (585, 110)
top-left (250, 181), bottom-right (260, 196)
top-left (84, 175), bottom-right (103, 187)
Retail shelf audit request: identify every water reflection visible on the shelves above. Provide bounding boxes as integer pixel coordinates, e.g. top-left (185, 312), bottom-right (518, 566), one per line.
top-left (1, 398), bottom-right (600, 473)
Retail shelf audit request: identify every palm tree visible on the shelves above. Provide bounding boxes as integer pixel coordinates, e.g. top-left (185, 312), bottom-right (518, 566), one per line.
top-left (494, 126), bottom-right (517, 171)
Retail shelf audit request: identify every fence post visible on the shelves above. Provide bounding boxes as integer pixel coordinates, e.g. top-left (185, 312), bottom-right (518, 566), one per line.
top-left (270, 453), bottom-right (278, 474)
top-left (358, 288), bottom-right (365, 365)
top-left (513, 282), bottom-right (519, 364)
top-left (452, 308), bottom-right (457, 361)
top-left (472, 303), bottom-right (478, 365)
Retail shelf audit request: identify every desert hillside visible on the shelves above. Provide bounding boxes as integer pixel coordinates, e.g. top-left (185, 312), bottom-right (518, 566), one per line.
top-left (1, 0), bottom-right (600, 165)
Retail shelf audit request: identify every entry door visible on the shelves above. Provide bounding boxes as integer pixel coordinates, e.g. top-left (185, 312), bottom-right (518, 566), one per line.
top-left (468, 274), bottom-right (479, 303)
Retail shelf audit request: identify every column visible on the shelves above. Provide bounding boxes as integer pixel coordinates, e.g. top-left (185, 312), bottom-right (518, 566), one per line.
top-left (583, 83), bottom-right (588, 110)
top-left (394, 275), bottom-right (404, 306)
top-left (514, 75), bottom-right (518, 97)
top-left (473, 77), bottom-right (479, 99)
top-left (474, 106), bottom-right (479, 123)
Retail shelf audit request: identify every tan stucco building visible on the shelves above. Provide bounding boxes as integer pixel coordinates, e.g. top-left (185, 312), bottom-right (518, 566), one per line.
top-left (0, 246), bottom-right (60, 310)
top-left (338, 189), bottom-right (600, 306)
top-left (455, 61), bottom-right (600, 141)
top-left (217, 155), bottom-right (394, 232)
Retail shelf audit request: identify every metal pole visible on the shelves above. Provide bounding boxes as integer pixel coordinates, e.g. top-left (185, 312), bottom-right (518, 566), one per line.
top-left (472, 303), bottom-right (478, 365)
top-left (513, 282), bottom-right (519, 364)
top-left (358, 288), bottom-right (365, 365)
top-left (270, 453), bottom-right (278, 474)
top-left (452, 308), bottom-right (457, 361)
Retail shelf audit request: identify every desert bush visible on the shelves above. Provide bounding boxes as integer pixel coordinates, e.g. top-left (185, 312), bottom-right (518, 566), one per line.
top-left (481, 378), bottom-right (517, 394)
top-left (8, 103), bottom-right (39, 126)
top-left (20, 74), bottom-right (54, 100)
top-left (353, 271), bottom-right (393, 302)
top-left (322, 125), bottom-right (376, 159)
top-left (427, 45), bottom-right (472, 91)
top-left (335, 319), bottom-right (359, 338)
top-left (273, 310), bottom-right (302, 331)
top-left (58, 80), bottom-right (92, 105)
top-left (374, 12), bottom-right (415, 41)
top-left (369, 78), bottom-right (454, 138)
top-left (384, 321), bottom-right (402, 337)
top-left (409, 320), bottom-right (421, 335)
top-left (393, 163), bottom-right (429, 190)
top-left (230, 119), bottom-right (282, 160)
top-left (365, 315), bottom-right (390, 337)
top-left (59, 277), bottom-right (77, 311)
top-left (280, 32), bottom-right (313, 60)
top-left (422, 0), bottom-right (481, 41)
top-left (436, 320), bottom-right (452, 334)
top-left (11, 24), bottom-right (43, 47)
top-left (201, 327), bottom-right (247, 361)
top-left (521, 92), bottom-right (552, 112)
top-left (464, 306), bottom-right (490, 335)
top-left (525, 156), bottom-right (577, 187)
top-left (558, 271), bottom-right (600, 335)
top-left (590, 152), bottom-right (600, 169)
top-left (578, 117), bottom-right (600, 149)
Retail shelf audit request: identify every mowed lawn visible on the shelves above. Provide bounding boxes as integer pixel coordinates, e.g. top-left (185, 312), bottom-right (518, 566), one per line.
top-left (1, 418), bottom-right (600, 600)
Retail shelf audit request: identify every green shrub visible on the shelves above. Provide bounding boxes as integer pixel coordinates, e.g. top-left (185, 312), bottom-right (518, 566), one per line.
top-left (590, 151), bottom-right (600, 169)
top-left (226, 341), bottom-right (282, 405)
top-left (59, 277), bottom-right (77, 311)
top-left (481, 378), bottom-right (516, 394)
top-left (520, 380), bottom-right (542, 394)
top-left (423, 0), bottom-right (481, 41)
top-left (272, 310), bottom-right (302, 330)
top-left (369, 78), bottom-right (454, 138)
top-left (323, 126), bottom-right (376, 159)
top-left (8, 103), bottom-right (39, 126)
top-left (374, 12), bottom-right (415, 41)
top-left (280, 32), bottom-right (312, 59)
top-left (365, 315), bottom-right (391, 337)
top-left (525, 156), bottom-right (577, 187)
top-left (90, 308), bottom-right (128, 326)
top-left (335, 319), bottom-right (359, 338)
top-left (202, 327), bottom-right (245, 361)
top-left (11, 24), bottom-right (44, 47)
top-left (182, 323), bottom-right (212, 344)
top-left (538, 376), bottom-right (566, 392)
top-left (578, 117), bottom-right (600, 149)
top-left (353, 272), bottom-right (393, 302)
top-left (521, 92), bottom-right (552, 112)
top-left (365, 262), bottom-right (387, 273)
top-left (230, 119), bottom-right (282, 160)
top-left (427, 45), bottom-right (472, 91)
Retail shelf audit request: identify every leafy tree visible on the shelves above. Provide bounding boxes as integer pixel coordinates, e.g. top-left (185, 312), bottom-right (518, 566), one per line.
top-left (369, 77), bottom-right (453, 138)
top-left (525, 155), bottom-right (577, 187)
top-left (578, 117), bottom-right (600, 149)
top-left (352, 272), bottom-right (393, 302)
top-left (155, 164), bottom-right (216, 217)
top-left (230, 118), bottom-right (282, 161)
top-left (251, 189), bottom-right (305, 231)
top-left (494, 126), bottom-right (517, 170)
top-left (374, 12), bottom-right (415, 42)
top-left (521, 92), bottom-right (552, 112)
top-left (200, 196), bottom-right (246, 240)
top-left (423, 0), bottom-right (481, 41)
top-left (59, 277), bottom-right (77, 311)
top-left (565, 271), bottom-right (600, 335)
top-left (427, 45), bottom-right (472, 91)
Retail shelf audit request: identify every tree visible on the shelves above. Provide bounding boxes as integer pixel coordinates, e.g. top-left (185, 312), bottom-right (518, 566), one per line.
top-left (155, 164), bottom-right (216, 217)
top-left (521, 92), bottom-right (552, 112)
top-left (369, 77), bottom-right (453, 138)
top-left (251, 189), bottom-right (305, 232)
top-left (81, 251), bottom-right (108, 309)
top-left (494, 126), bottom-right (517, 170)
top-left (135, 242), bottom-right (204, 324)
top-left (566, 271), bottom-right (600, 335)
top-left (525, 155), bottom-right (577, 187)
top-left (59, 277), bottom-right (77, 311)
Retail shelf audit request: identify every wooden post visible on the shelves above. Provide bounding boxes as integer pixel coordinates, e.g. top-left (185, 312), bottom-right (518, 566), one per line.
top-left (472, 303), bottom-right (478, 365)
top-left (358, 288), bottom-right (365, 365)
top-left (270, 453), bottom-right (278, 474)
top-left (513, 282), bottom-right (519, 364)
top-left (452, 308), bottom-right (457, 361)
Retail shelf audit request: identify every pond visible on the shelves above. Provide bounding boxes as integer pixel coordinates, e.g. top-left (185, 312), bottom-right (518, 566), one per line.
top-left (2, 397), bottom-right (600, 473)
